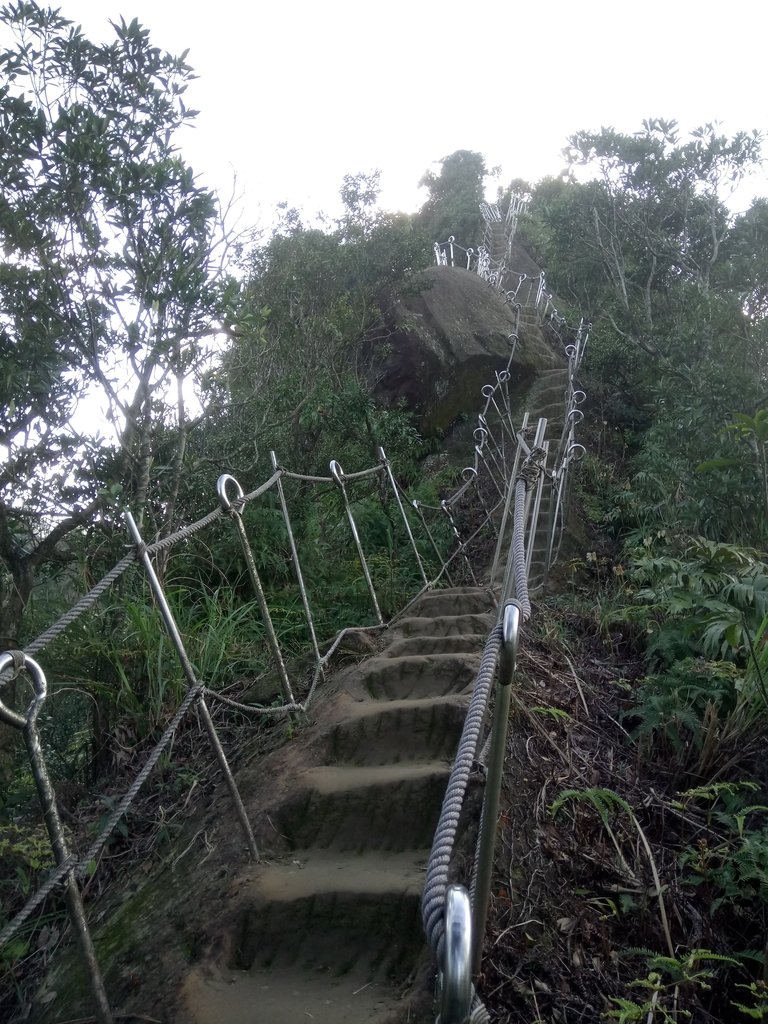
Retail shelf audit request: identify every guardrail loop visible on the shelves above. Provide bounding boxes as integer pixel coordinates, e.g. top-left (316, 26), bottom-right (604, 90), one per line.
top-left (125, 510), bottom-right (259, 861)
top-left (0, 651), bottom-right (114, 1024)
top-left (330, 459), bottom-right (384, 625)
top-left (438, 885), bottom-right (473, 1024)
top-left (217, 473), bottom-right (295, 704)
top-left (270, 450), bottom-right (323, 670)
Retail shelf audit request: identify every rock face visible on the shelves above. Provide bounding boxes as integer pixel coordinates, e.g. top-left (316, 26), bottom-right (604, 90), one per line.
top-left (364, 264), bottom-right (563, 434)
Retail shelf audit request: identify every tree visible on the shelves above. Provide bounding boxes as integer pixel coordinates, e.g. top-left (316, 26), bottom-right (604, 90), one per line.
top-left (418, 149), bottom-right (487, 247)
top-left (559, 120), bottom-right (763, 356)
top-left (0, 2), bottom-right (230, 776)
top-left (528, 121), bottom-right (768, 543)
top-left (211, 173), bottom-right (429, 473)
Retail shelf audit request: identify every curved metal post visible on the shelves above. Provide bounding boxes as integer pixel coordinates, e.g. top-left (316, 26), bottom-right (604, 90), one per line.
top-left (474, 439), bottom-right (504, 501)
top-left (413, 501), bottom-right (454, 587)
top-left (440, 500), bottom-right (477, 586)
top-left (490, 413), bottom-right (529, 587)
top-left (217, 474), bottom-right (295, 704)
top-left (499, 417), bottom-right (546, 601)
top-left (438, 885), bottom-right (473, 1024)
top-left (0, 652), bottom-right (113, 1024)
top-left (269, 452), bottom-right (323, 670)
top-left (525, 439), bottom-right (549, 579)
top-left (377, 447), bottom-right (428, 588)
top-left (476, 418), bottom-right (505, 492)
top-left (125, 510), bottom-right (259, 861)
top-left (471, 600), bottom-right (520, 972)
top-left (330, 461), bottom-right (383, 625)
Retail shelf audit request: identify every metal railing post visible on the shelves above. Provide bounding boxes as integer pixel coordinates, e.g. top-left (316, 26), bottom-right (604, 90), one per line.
top-left (125, 510), bottom-right (259, 861)
top-left (499, 418), bottom-right (546, 605)
top-left (0, 652), bottom-right (114, 1024)
top-left (413, 500), bottom-right (454, 587)
top-left (377, 446), bottom-right (429, 589)
top-left (490, 413), bottom-right (529, 586)
top-left (525, 439), bottom-right (549, 579)
top-left (330, 460), bottom-right (384, 625)
top-left (217, 474), bottom-right (295, 705)
top-left (440, 500), bottom-right (477, 586)
top-left (471, 600), bottom-right (520, 972)
top-left (269, 452), bottom-right (323, 670)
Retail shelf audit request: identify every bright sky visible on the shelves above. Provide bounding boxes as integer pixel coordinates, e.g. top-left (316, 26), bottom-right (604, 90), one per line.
top-left (52, 0), bottom-right (768, 228)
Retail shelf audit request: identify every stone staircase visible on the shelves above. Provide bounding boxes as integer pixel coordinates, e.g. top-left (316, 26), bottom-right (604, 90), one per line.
top-left (484, 220), bottom-right (507, 265)
top-left (179, 588), bottom-right (496, 1024)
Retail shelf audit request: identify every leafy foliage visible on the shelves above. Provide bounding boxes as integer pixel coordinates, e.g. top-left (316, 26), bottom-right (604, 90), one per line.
top-left (0, 2), bottom-right (231, 661)
top-left (417, 149), bottom-right (488, 247)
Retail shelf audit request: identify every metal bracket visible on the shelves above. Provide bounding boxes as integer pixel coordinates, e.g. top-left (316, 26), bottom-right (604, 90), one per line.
top-left (438, 885), bottom-right (472, 1024)
top-left (499, 600), bottom-right (521, 686)
top-left (0, 650), bottom-right (46, 729)
top-left (217, 473), bottom-right (244, 511)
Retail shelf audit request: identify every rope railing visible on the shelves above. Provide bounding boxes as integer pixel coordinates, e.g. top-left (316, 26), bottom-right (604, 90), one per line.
top-left (436, 229), bottom-right (570, 335)
top-left (1, 216), bottom-right (587, 1022)
top-left (434, 236), bottom-right (476, 270)
top-left (420, 240), bottom-right (589, 1021)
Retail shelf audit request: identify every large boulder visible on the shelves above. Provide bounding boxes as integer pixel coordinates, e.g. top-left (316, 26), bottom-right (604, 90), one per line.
top-left (364, 265), bottom-right (564, 434)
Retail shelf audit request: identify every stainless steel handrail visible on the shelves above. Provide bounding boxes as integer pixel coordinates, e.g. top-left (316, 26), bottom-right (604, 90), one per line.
top-left (439, 885), bottom-right (473, 1024)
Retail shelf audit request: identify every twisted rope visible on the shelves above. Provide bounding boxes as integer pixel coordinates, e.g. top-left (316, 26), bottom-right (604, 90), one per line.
top-left (23, 554), bottom-right (136, 657)
top-left (421, 623), bottom-right (502, 960)
top-left (512, 479), bottom-right (531, 621)
top-left (0, 674), bottom-right (206, 949)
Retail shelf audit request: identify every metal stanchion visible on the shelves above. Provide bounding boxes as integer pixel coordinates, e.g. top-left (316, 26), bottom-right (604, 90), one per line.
top-left (125, 511), bottom-right (259, 861)
top-left (471, 600), bottom-right (520, 972)
top-left (0, 652), bottom-right (113, 1024)
top-left (330, 460), bottom-right (383, 625)
top-left (217, 474), bottom-right (295, 704)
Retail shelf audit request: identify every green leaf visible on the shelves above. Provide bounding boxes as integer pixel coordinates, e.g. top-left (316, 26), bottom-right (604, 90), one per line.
top-left (695, 457), bottom-right (742, 473)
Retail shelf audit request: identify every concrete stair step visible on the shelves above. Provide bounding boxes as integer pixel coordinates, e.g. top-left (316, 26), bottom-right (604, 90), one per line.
top-left (181, 963), bottom-right (413, 1024)
top-left (354, 653), bottom-right (480, 700)
top-left (328, 694), bottom-right (469, 765)
top-left (384, 633), bottom-right (487, 658)
top-left (407, 587), bottom-right (494, 617)
top-left (391, 612), bottom-right (494, 639)
top-left (273, 763), bottom-right (451, 851)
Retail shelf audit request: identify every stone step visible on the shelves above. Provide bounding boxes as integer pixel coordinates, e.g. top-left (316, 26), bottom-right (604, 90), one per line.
top-left (407, 587), bottom-right (494, 617)
top-left (273, 763), bottom-right (451, 851)
top-left (392, 612), bottom-right (494, 639)
top-left (384, 633), bottom-right (487, 658)
top-left (354, 653), bottom-right (480, 700)
top-left (328, 694), bottom-right (469, 765)
top-left (208, 849), bottom-right (428, 986)
top-left (181, 963), bottom-right (413, 1024)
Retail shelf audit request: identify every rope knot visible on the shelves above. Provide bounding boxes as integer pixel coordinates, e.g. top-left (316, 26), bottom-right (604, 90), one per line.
top-left (517, 446), bottom-right (546, 488)
top-left (7, 650), bottom-right (25, 678)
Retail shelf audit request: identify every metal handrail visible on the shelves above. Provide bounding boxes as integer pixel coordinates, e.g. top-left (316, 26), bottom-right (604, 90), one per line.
top-left (470, 600), bottom-right (520, 972)
top-left (0, 211), bottom-right (588, 1024)
top-left (438, 886), bottom-right (473, 1024)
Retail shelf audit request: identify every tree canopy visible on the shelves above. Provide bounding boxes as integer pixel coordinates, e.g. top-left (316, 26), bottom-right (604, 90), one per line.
top-left (0, 2), bottom-right (229, 647)
top-left (418, 149), bottom-right (488, 247)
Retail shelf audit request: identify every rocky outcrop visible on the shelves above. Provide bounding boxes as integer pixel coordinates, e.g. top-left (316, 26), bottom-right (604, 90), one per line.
top-left (364, 265), bottom-right (563, 434)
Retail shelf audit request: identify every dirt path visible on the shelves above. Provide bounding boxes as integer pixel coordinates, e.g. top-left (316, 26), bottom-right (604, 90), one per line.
top-left (178, 587), bottom-right (496, 1024)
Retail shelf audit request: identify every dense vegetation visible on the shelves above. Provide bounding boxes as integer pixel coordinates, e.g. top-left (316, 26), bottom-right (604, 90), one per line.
top-left (1, 3), bottom-right (767, 1020)
top-left (505, 120), bottom-right (768, 1021)
top-left (0, 10), bottom-right (483, 1010)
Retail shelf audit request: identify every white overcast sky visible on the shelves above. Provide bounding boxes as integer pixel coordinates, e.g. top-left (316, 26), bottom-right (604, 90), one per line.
top-left (32, 1), bottom-right (768, 225)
